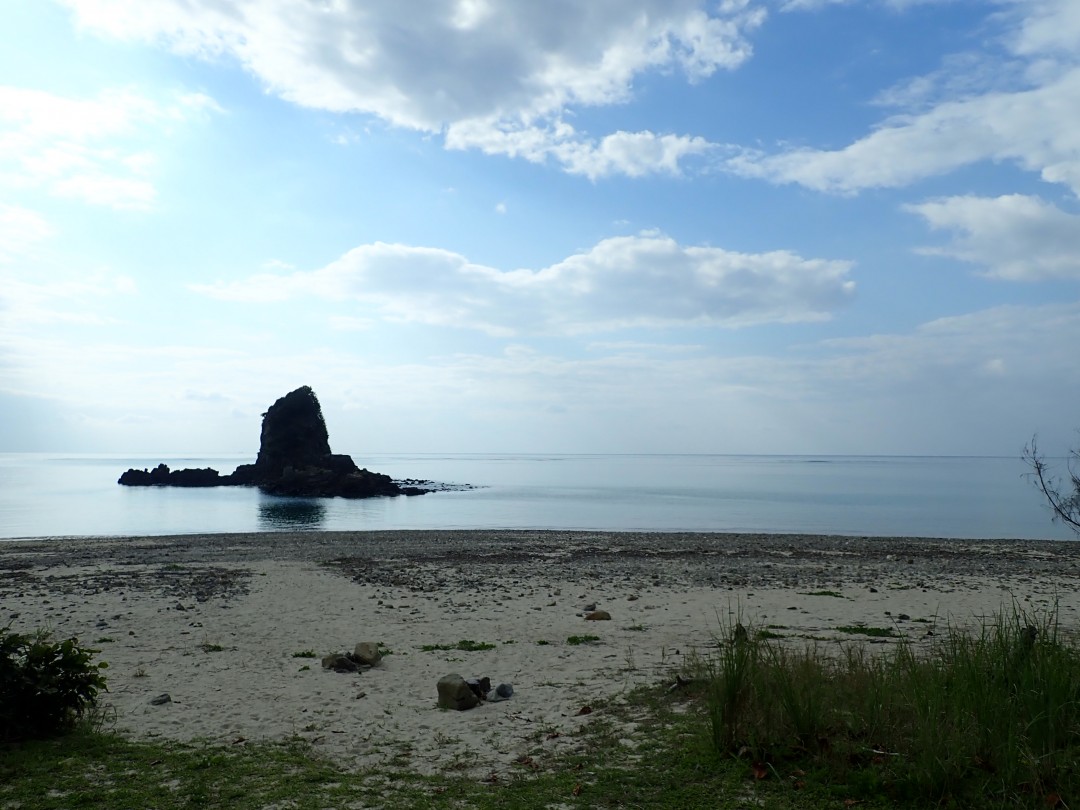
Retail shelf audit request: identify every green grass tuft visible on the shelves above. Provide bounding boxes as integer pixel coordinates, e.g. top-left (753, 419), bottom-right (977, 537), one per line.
top-left (420, 640), bottom-right (496, 652)
top-left (566, 634), bottom-right (601, 646)
top-left (706, 604), bottom-right (1080, 807)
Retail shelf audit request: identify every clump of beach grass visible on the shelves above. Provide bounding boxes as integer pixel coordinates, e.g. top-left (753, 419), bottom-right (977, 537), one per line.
top-left (706, 603), bottom-right (1080, 806)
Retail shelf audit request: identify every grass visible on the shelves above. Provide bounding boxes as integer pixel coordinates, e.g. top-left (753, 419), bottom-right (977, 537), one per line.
top-left (199, 643), bottom-right (226, 653)
top-left (291, 649), bottom-right (317, 658)
top-left (566, 634), bottom-right (601, 646)
top-left (420, 640), bottom-right (496, 652)
top-left (707, 603), bottom-right (1080, 808)
top-left (5, 605), bottom-right (1077, 809)
top-left (799, 590), bottom-right (846, 598)
top-left (0, 687), bottom-right (826, 810)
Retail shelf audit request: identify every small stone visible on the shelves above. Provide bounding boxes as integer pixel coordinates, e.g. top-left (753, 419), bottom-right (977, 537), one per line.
top-left (585, 610), bottom-right (611, 621)
top-left (466, 676), bottom-right (492, 700)
top-left (627, 595), bottom-right (639, 601)
top-left (352, 641), bottom-right (382, 666)
top-left (150, 693), bottom-right (172, 706)
top-left (897, 613), bottom-right (910, 621)
top-left (868, 587), bottom-right (878, 593)
top-left (495, 682), bottom-right (513, 699)
top-left (437, 674), bottom-right (480, 711)
top-left (583, 603), bottom-right (597, 612)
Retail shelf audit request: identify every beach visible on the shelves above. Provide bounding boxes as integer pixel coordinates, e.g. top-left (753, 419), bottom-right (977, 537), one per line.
top-left (2, 531), bottom-right (1079, 777)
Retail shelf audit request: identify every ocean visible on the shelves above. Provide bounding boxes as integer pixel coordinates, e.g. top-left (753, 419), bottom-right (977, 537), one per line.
top-left (0, 452), bottom-right (1074, 541)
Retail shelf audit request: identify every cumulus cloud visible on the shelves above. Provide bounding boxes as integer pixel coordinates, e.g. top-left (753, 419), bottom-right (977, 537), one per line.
top-left (0, 86), bottom-right (218, 209)
top-left (728, 0), bottom-right (1080, 196)
top-left (728, 67), bottom-right (1080, 194)
top-left (445, 120), bottom-right (715, 179)
top-left (191, 234), bottom-right (855, 333)
top-left (59, 0), bottom-right (764, 177)
top-left (905, 194), bottom-right (1080, 280)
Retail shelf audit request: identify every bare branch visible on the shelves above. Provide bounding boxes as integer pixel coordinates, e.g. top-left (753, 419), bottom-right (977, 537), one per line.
top-left (1024, 435), bottom-right (1080, 533)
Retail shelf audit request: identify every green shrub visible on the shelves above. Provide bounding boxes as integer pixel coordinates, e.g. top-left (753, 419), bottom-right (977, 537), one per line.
top-left (0, 627), bottom-right (108, 741)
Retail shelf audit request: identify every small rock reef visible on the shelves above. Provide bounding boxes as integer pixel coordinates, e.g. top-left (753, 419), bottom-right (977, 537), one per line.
top-left (119, 386), bottom-right (433, 498)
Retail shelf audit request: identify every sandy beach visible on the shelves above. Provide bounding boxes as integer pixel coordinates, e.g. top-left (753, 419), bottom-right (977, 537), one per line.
top-left (2, 531), bottom-right (1079, 777)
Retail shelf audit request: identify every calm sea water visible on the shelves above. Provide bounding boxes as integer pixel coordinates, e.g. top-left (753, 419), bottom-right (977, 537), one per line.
top-left (0, 453), bottom-right (1074, 541)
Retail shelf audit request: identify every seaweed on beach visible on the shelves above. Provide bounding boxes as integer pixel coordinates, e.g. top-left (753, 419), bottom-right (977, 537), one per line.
top-left (32, 565), bottom-right (253, 602)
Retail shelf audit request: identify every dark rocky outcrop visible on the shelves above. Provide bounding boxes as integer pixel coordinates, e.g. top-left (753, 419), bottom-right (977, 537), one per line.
top-left (118, 386), bottom-right (449, 499)
top-left (118, 464), bottom-right (222, 487)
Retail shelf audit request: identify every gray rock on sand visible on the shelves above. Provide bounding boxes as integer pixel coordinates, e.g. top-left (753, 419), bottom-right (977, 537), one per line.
top-left (322, 653), bottom-right (359, 673)
top-left (488, 683), bottom-right (514, 702)
top-left (150, 693), bottom-right (172, 706)
top-left (437, 673), bottom-right (480, 711)
top-left (585, 610), bottom-right (611, 621)
top-left (353, 641), bottom-right (382, 666)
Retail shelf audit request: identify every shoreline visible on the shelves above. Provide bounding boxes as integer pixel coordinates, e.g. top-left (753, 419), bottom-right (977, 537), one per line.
top-left (3, 531), bottom-right (1079, 776)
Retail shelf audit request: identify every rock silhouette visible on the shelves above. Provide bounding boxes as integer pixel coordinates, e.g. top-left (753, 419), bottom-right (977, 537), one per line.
top-left (119, 386), bottom-right (439, 498)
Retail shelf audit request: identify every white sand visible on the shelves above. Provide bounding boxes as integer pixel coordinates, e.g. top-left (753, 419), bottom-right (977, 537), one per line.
top-left (3, 532), bottom-right (1078, 777)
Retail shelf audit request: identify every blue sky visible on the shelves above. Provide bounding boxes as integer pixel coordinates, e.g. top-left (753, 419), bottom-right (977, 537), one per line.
top-left (1, 0), bottom-right (1079, 456)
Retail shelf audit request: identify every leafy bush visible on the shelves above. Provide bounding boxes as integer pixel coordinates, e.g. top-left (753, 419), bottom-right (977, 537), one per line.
top-left (0, 627), bottom-right (108, 741)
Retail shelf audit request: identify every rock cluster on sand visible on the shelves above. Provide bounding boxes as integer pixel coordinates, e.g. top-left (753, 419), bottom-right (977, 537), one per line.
top-left (321, 640), bottom-right (386, 673)
top-left (436, 674), bottom-right (514, 711)
top-left (118, 386), bottom-right (435, 498)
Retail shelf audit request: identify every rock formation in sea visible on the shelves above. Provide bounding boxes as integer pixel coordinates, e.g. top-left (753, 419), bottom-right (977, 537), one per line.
top-left (118, 386), bottom-right (436, 498)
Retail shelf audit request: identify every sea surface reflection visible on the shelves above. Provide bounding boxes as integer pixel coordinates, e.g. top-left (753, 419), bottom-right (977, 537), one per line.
top-left (258, 497), bottom-right (326, 530)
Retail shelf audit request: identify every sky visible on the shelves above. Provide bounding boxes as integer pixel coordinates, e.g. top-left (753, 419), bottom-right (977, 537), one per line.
top-left (1, 0), bottom-right (1079, 457)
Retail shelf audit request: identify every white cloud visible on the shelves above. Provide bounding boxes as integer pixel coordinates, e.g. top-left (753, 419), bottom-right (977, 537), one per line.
top-left (728, 0), bottom-right (1080, 196)
top-left (728, 67), bottom-right (1080, 194)
top-left (906, 194), bottom-right (1080, 280)
top-left (1009, 0), bottom-right (1080, 57)
top-left (780, 0), bottom-right (957, 10)
top-left (815, 303), bottom-right (1080, 398)
top-left (0, 273), bottom-right (136, 328)
top-left (0, 205), bottom-right (53, 263)
top-left (60, 0), bottom-right (764, 177)
top-left (191, 234), bottom-right (855, 333)
top-left (0, 86), bottom-right (217, 210)
top-left (445, 119), bottom-right (715, 178)
top-left (10, 299), bottom-right (1077, 455)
